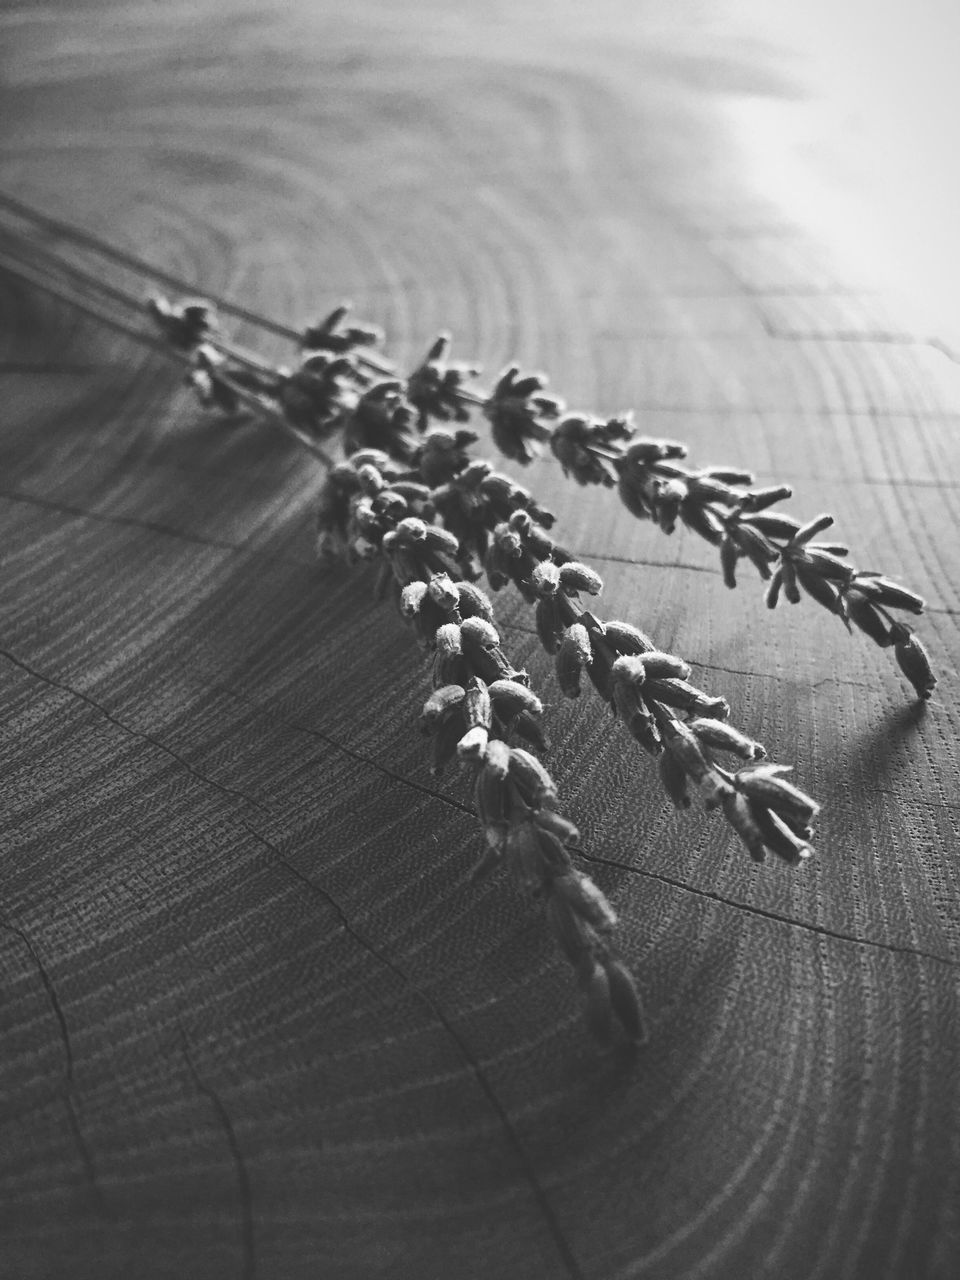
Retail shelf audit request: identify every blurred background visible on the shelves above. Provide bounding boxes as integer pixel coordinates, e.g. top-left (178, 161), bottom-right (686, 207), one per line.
top-left (725, 0), bottom-right (960, 354)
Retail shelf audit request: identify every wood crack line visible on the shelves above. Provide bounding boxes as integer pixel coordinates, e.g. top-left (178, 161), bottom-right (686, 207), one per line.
top-left (0, 646), bottom-right (271, 816)
top-left (240, 821), bottom-right (586, 1280)
top-left (170, 682), bottom-right (960, 968)
top-left (0, 486), bottom-right (242, 552)
top-left (578, 851), bottom-right (960, 971)
top-left (0, 913), bottom-right (105, 1211)
top-left (216, 681), bottom-right (475, 817)
top-left (580, 549), bottom-right (717, 574)
top-left (5, 648), bottom-right (951, 967)
top-left (0, 488), bottom-right (318, 571)
top-left (180, 1029), bottom-right (256, 1280)
top-left (575, 549), bottom-right (952, 619)
top-left (501, 619), bottom-right (876, 690)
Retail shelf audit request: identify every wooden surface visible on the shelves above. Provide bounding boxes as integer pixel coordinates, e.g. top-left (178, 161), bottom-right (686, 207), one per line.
top-left (2, 3), bottom-right (959, 1277)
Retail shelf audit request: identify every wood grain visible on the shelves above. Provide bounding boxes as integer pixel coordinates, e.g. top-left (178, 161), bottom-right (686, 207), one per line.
top-left (1, 2), bottom-right (958, 1277)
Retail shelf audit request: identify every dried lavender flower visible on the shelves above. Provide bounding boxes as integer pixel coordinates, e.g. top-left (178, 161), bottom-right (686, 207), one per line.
top-left (136, 287), bottom-right (915, 1047)
top-left (483, 365), bottom-right (564, 463)
top-left (407, 334), bottom-right (482, 429)
top-left (148, 293), bottom-right (217, 350)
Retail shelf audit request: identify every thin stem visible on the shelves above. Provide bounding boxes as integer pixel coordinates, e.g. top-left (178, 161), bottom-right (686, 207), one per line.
top-left (0, 246), bottom-right (334, 467)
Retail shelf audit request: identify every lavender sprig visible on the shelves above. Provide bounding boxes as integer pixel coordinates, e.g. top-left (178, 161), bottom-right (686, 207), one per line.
top-left (151, 298), bottom-right (825, 853)
top-left (318, 452), bottom-right (645, 1043)
top-left (148, 293), bottom-right (830, 1046)
top-left (314, 438), bottom-right (819, 1038)
top-left (157, 294), bottom-right (932, 700)
top-left (537, 390), bottom-right (933, 701)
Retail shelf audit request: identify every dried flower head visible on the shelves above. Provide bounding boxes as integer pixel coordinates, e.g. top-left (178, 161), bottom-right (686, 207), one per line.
top-left (134, 282), bottom-right (941, 1047)
top-left (483, 365), bottom-right (564, 462)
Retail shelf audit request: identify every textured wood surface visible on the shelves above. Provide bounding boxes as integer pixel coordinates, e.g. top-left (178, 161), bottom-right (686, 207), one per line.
top-left (2, 3), bottom-right (959, 1277)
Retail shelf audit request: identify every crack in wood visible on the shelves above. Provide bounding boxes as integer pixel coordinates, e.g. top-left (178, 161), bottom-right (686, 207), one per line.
top-left (0, 646), bottom-right (273, 818)
top-left (577, 850), bottom-right (960, 970)
top-left (180, 1028), bottom-right (256, 1280)
top-left (0, 913), bottom-right (106, 1214)
top-left (239, 822), bottom-right (587, 1280)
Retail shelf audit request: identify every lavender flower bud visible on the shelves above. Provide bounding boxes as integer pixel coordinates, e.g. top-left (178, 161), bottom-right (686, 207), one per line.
top-left (463, 677), bottom-right (492, 732)
top-left (663, 720), bottom-right (732, 807)
top-left (750, 804), bottom-right (814, 864)
top-left (721, 790), bottom-right (768, 861)
top-left (555, 623), bottom-right (593, 697)
top-left (605, 958), bottom-right (645, 1043)
top-left (400, 581), bottom-right (429, 618)
top-left (581, 962), bottom-right (615, 1044)
top-left (780, 557), bottom-right (801, 604)
top-left (552, 872), bottom-right (618, 933)
top-left (421, 684), bottom-right (466, 730)
top-left (733, 484), bottom-right (791, 511)
top-left (507, 748), bottom-right (558, 808)
top-left (457, 725), bottom-right (490, 760)
top-left (395, 516), bottom-right (427, 543)
top-left (791, 513), bottom-right (835, 546)
top-left (720, 535), bottom-right (739, 589)
top-left (639, 652), bottom-right (692, 681)
top-left (846, 590), bottom-right (894, 647)
top-left (422, 524), bottom-right (460, 556)
top-left (659, 750), bottom-right (692, 809)
top-left (611, 655), bottom-right (647, 688)
top-left (794, 564), bottom-right (844, 615)
top-left (893, 632), bottom-right (936, 700)
top-left (531, 561), bottom-right (561, 595)
top-left (854, 575), bottom-right (926, 615)
top-left (431, 711), bottom-right (467, 776)
top-left (508, 821), bottom-right (547, 891)
top-left (558, 562), bottom-right (604, 595)
top-left (622, 438), bottom-right (687, 466)
top-left (427, 573), bottom-right (461, 613)
top-left (535, 594), bottom-right (565, 654)
top-left (484, 739), bottom-right (511, 777)
top-left (603, 620), bottom-right (656, 655)
top-left (455, 581), bottom-right (496, 623)
top-left (610, 668), bottom-right (662, 755)
top-left (534, 808), bottom-right (581, 847)
top-left (460, 616), bottom-right (500, 650)
top-left (655, 478), bottom-right (686, 533)
top-left (734, 766), bottom-right (820, 825)
top-left (743, 512), bottom-right (802, 540)
top-left (689, 719), bottom-right (765, 761)
top-left (434, 623), bottom-right (462, 656)
top-left (765, 567), bottom-right (784, 609)
top-left (643, 678), bottom-right (729, 720)
top-left (546, 896), bottom-right (590, 967)
top-left (731, 522), bottom-right (777, 578)
top-left (801, 547), bottom-right (855, 583)
top-left (487, 681), bottom-right (543, 718)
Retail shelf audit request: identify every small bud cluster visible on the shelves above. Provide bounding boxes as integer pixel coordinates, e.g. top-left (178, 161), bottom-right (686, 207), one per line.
top-left (147, 295), bottom-right (216, 351)
top-left (150, 296), bottom-right (423, 456)
top-left (483, 365), bottom-right (564, 463)
top-left (313, 445), bottom-right (645, 1042)
top-left (480, 520), bottom-right (821, 864)
top-left (551, 416), bottom-right (933, 701)
top-left (407, 334), bottom-right (481, 430)
top-left (473, 742), bottom-right (644, 1045)
top-left (399, 347), bottom-right (931, 702)
top-left (313, 408), bottom-right (823, 869)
